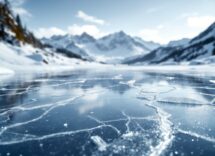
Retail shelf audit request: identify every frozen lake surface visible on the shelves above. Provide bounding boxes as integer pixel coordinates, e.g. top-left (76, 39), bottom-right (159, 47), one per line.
top-left (0, 69), bottom-right (215, 156)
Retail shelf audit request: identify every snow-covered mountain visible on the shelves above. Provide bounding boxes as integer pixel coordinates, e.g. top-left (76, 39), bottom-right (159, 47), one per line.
top-left (133, 37), bottom-right (160, 50)
top-left (124, 22), bottom-right (215, 65)
top-left (42, 33), bottom-right (93, 59)
top-left (42, 31), bottom-right (160, 63)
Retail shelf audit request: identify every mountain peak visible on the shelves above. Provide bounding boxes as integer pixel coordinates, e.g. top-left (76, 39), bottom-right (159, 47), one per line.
top-left (80, 32), bottom-right (93, 38)
top-left (117, 30), bottom-right (126, 35)
top-left (73, 32), bottom-right (95, 44)
top-left (100, 31), bottom-right (130, 41)
top-left (114, 31), bottom-right (128, 37)
top-left (50, 34), bottom-right (68, 40)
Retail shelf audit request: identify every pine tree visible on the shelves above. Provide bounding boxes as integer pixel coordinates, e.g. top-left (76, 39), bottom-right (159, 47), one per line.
top-left (16, 15), bottom-right (22, 29)
top-left (213, 47), bottom-right (215, 55)
top-left (3, 0), bottom-right (11, 12)
top-left (0, 24), bottom-right (5, 40)
top-left (4, 0), bottom-right (9, 5)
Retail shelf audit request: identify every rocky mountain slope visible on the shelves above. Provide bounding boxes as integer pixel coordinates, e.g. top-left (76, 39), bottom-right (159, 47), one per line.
top-left (0, 0), bottom-right (42, 48)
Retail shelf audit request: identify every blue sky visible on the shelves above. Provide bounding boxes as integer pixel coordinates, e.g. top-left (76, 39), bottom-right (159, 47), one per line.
top-left (10, 0), bottom-right (215, 44)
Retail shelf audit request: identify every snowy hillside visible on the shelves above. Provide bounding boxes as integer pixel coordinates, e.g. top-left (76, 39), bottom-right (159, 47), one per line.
top-left (0, 1), bottom-right (92, 74)
top-left (42, 34), bottom-right (91, 59)
top-left (42, 31), bottom-right (160, 63)
top-left (124, 22), bottom-right (215, 65)
top-left (0, 42), bottom-right (89, 73)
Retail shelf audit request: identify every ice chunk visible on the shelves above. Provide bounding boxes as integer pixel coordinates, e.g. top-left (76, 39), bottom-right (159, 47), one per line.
top-left (114, 74), bottom-right (123, 80)
top-left (0, 67), bottom-right (14, 75)
top-left (210, 80), bottom-right (215, 84)
top-left (91, 135), bottom-right (108, 151)
top-left (122, 131), bottom-right (139, 138)
top-left (127, 80), bottom-right (136, 86)
top-left (63, 123), bottom-right (68, 128)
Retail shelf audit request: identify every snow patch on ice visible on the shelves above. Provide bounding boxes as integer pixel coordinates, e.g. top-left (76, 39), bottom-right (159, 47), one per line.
top-left (0, 67), bottom-right (14, 75)
top-left (91, 135), bottom-right (108, 151)
top-left (122, 131), bottom-right (139, 138)
top-left (210, 80), bottom-right (215, 84)
top-left (127, 80), bottom-right (136, 87)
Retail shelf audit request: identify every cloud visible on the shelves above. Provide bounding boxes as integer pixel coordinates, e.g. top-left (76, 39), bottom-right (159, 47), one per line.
top-left (10, 0), bottom-right (26, 6)
top-left (187, 15), bottom-right (215, 29)
top-left (68, 24), bottom-right (106, 38)
top-left (9, 0), bottom-right (32, 17)
top-left (76, 10), bottom-right (105, 25)
top-left (157, 24), bottom-right (164, 29)
top-left (35, 27), bottom-right (66, 38)
top-left (35, 24), bottom-right (107, 38)
top-left (138, 27), bottom-right (195, 44)
top-left (139, 28), bottom-right (162, 42)
top-left (179, 12), bottom-right (199, 19)
top-left (13, 7), bottom-right (31, 17)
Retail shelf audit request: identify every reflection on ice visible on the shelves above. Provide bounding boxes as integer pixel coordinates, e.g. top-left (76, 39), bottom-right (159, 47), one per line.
top-left (0, 71), bottom-right (215, 155)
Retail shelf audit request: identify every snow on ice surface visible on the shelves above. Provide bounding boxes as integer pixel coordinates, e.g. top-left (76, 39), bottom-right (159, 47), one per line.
top-left (91, 136), bottom-right (108, 151)
top-left (210, 80), bottom-right (215, 84)
top-left (2, 41), bottom-right (215, 75)
top-left (0, 42), bottom-right (111, 74)
top-left (0, 67), bottom-right (14, 75)
top-left (0, 70), bottom-right (215, 156)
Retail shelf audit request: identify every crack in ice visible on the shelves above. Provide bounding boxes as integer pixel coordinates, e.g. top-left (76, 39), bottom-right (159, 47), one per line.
top-left (88, 115), bottom-right (121, 135)
top-left (177, 129), bottom-right (215, 143)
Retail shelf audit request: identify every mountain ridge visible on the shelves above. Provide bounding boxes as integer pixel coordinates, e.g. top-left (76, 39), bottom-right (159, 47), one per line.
top-left (124, 22), bottom-right (215, 65)
top-left (42, 31), bottom-right (160, 63)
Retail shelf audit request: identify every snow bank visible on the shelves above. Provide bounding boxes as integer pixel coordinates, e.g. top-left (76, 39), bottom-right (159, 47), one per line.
top-left (1, 41), bottom-right (215, 76)
top-left (0, 42), bottom-right (92, 74)
top-left (0, 67), bottom-right (14, 75)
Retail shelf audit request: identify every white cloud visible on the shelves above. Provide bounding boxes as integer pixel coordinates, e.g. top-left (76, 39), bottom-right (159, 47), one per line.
top-left (138, 24), bottom-right (167, 43)
top-left (157, 24), bottom-right (164, 29)
top-left (68, 24), bottom-right (106, 38)
top-left (140, 15), bottom-right (215, 44)
top-left (35, 27), bottom-right (66, 38)
top-left (10, 0), bottom-right (26, 6)
top-left (187, 15), bottom-right (215, 29)
top-left (9, 0), bottom-right (32, 17)
top-left (35, 24), bottom-right (107, 38)
top-left (179, 12), bottom-right (199, 19)
top-left (13, 7), bottom-right (31, 17)
top-left (138, 27), bottom-right (195, 44)
top-left (76, 10), bottom-right (105, 25)
top-left (139, 28), bottom-right (162, 43)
